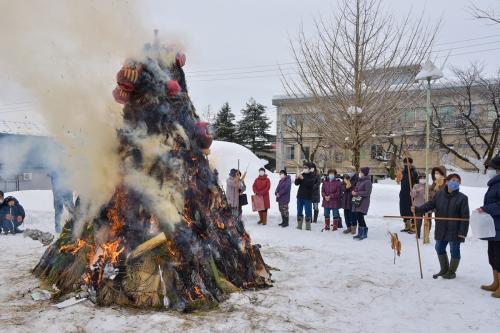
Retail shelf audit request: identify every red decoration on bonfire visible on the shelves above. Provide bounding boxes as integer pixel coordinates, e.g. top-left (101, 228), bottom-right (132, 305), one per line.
top-left (166, 80), bottom-right (181, 96)
top-left (175, 52), bottom-right (186, 67)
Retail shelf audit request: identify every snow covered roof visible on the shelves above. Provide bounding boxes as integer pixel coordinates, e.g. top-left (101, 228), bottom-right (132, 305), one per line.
top-left (0, 120), bottom-right (47, 137)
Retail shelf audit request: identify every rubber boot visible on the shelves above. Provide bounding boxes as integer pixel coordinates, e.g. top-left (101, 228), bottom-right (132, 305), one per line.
top-left (332, 218), bottom-right (338, 231)
top-left (351, 225), bottom-right (357, 235)
top-left (278, 215), bottom-right (285, 227)
top-left (261, 211), bottom-right (267, 225)
top-left (257, 211), bottom-right (263, 225)
top-left (297, 216), bottom-right (303, 230)
top-left (481, 270), bottom-right (499, 291)
top-left (353, 227), bottom-right (364, 240)
top-left (313, 209), bottom-right (319, 223)
top-left (442, 258), bottom-right (460, 279)
top-left (324, 218), bottom-right (331, 231)
top-left (433, 254), bottom-right (449, 279)
top-left (281, 216), bottom-right (289, 228)
top-left (407, 221), bottom-right (416, 234)
top-left (360, 227), bottom-right (368, 240)
top-left (343, 226), bottom-right (352, 234)
top-left (305, 217), bottom-right (312, 231)
top-left (337, 216), bottom-right (343, 228)
top-left (493, 272), bottom-right (500, 298)
top-left (401, 220), bottom-right (411, 233)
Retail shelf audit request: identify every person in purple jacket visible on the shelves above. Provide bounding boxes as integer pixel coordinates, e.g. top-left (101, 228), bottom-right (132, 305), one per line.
top-left (275, 169), bottom-right (292, 228)
top-left (477, 156), bottom-right (500, 298)
top-left (321, 169), bottom-right (341, 231)
top-left (352, 167), bottom-right (373, 240)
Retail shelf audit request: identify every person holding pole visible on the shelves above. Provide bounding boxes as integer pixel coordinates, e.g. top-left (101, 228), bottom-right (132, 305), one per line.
top-left (413, 173), bottom-right (470, 279)
top-left (476, 156), bottom-right (500, 298)
top-left (400, 157), bottom-right (419, 234)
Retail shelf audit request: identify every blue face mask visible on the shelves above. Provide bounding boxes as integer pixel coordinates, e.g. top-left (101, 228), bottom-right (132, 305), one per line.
top-left (448, 180), bottom-right (460, 191)
top-left (328, 175), bottom-right (335, 181)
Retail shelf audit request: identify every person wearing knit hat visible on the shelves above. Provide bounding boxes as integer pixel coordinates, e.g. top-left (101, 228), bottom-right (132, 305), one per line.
top-left (352, 167), bottom-right (372, 240)
top-left (400, 157), bottom-right (419, 234)
top-left (477, 155), bottom-right (500, 297)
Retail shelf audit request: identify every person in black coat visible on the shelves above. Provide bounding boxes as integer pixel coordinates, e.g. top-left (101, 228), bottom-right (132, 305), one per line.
top-left (414, 173), bottom-right (469, 279)
top-left (295, 163), bottom-right (316, 231)
top-left (0, 196), bottom-right (26, 234)
top-left (400, 158), bottom-right (419, 233)
top-left (310, 163), bottom-right (322, 223)
top-left (477, 156), bottom-right (500, 297)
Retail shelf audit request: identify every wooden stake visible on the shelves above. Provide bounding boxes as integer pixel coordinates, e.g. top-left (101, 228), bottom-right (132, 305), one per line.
top-left (128, 232), bottom-right (167, 261)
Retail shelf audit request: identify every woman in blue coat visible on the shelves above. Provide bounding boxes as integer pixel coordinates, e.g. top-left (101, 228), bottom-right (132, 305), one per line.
top-left (477, 156), bottom-right (500, 298)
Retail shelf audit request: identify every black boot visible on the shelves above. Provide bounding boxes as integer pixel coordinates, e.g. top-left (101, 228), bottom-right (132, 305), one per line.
top-left (281, 216), bottom-right (289, 228)
top-left (278, 216), bottom-right (285, 227)
top-left (313, 209), bottom-right (319, 223)
top-left (443, 258), bottom-right (460, 279)
top-left (433, 254), bottom-right (450, 279)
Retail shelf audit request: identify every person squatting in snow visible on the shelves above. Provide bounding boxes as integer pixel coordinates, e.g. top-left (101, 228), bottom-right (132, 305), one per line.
top-left (253, 168), bottom-right (271, 225)
top-left (477, 156), bottom-right (500, 298)
top-left (414, 173), bottom-right (470, 280)
top-left (0, 191), bottom-right (26, 235)
top-left (275, 169), bottom-right (291, 228)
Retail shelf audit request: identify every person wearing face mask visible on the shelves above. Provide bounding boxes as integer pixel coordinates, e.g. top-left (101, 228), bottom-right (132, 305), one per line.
top-left (411, 174), bottom-right (427, 239)
top-left (275, 170), bottom-right (292, 228)
top-left (295, 163), bottom-right (316, 230)
top-left (310, 163), bottom-right (322, 224)
top-left (321, 169), bottom-right (342, 231)
top-left (352, 167), bottom-right (372, 240)
top-left (476, 156), bottom-right (500, 298)
top-left (430, 166), bottom-right (447, 200)
top-left (341, 174), bottom-right (357, 235)
top-left (252, 168), bottom-right (271, 225)
top-left (413, 173), bottom-right (470, 279)
top-left (400, 158), bottom-right (419, 233)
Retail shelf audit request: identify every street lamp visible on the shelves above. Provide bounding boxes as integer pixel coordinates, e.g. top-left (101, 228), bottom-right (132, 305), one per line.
top-left (415, 59), bottom-right (444, 201)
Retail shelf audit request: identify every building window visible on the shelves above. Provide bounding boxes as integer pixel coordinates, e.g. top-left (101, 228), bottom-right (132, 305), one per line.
top-left (285, 114), bottom-right (296, 127)
top-left (370, 144), bottom-right (384, 160)
top-left (300, 146), bottom-right (310, 161)
top-left (285, 145), bottom-right (295, 160)
top-left (438, 105), bottom-right (455, 122)
top-left (335, 151), bottom-right (343, 163)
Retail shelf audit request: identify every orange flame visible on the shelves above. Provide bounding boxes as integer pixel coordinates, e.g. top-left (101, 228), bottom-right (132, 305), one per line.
top-left (183, 206), bottom-right (193, 227)
top-left (60, 239), bottom-right (87, 255)
top-left (107, 188), bottom-right (127, 237)
top-left (101, 240), bottom-right (125, 265)
top-left (192, 286), bottom-right (205, 300)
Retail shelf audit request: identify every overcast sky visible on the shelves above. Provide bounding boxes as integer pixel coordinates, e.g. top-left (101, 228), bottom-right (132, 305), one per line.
top-left (2, 0), bottom-right (500, 131)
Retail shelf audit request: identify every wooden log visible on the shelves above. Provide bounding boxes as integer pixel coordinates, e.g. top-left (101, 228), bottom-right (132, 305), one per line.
top-left (128, 232), bottom-right (167, 261)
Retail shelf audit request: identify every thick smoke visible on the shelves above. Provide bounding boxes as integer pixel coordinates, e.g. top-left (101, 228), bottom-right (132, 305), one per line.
top-left (0, 1), bottom-right (151, 220)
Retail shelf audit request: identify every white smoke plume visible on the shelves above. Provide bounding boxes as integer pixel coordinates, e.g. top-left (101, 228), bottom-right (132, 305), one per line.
top-left (0, 1), bottom-right (151, 221)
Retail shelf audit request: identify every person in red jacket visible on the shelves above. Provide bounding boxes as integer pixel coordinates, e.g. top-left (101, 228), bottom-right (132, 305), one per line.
top-left (253, 168), bottom-right (271, 225)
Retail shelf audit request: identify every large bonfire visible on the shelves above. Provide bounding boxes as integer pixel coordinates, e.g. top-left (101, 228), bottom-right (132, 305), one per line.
top-left (33, 36), bottom-right (272, 311)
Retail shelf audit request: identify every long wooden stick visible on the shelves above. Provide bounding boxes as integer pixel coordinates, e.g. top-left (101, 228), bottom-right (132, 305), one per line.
top-left (403, 145), bottom-right (423, 279)
top-left (384, 215), bottom-right (470, 222)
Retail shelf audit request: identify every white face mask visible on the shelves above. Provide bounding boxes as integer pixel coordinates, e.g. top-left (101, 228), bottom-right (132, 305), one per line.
top-left (419, 179), bottom-right (426, 185)
top-left (303, 169), bottom-right (310, 174)
top-left (358, 173), bottom-right (363, 178)
top-left (310, 168), bottom-right (315, 173)
top-left (259, 171), bottom-right (265, 176)
top-left (0, 199), bottom-right (3, 204)
top-left (487, 169), bottom-right (498, 179)
top-left (280, 174), bottom-right (285, 179)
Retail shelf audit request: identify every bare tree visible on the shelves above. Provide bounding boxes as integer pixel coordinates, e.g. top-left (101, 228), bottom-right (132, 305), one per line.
top-left (282, 105), bottom-right (326, 164)
top-left (469, 2), bottom-right (500, 24)
top-left (282, 0), bottom-right (438, 170)
top-left (430, 65), bottom-right (500, 171)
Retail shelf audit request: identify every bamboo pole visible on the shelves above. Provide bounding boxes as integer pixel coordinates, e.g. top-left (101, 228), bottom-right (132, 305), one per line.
top-left (403, 143), bottom-right (423, 279)
top-left (384, 215), bottom-right (469, 222)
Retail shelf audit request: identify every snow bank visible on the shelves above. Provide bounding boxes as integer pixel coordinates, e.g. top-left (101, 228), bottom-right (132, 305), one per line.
top-left (5, 190), bottom-right (54, 212)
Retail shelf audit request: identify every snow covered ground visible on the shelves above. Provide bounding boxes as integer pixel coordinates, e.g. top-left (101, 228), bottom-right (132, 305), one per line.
top-left (0, 183), bottom-right (498, 333)
top-left (0, 142), bottom-right (498, 332)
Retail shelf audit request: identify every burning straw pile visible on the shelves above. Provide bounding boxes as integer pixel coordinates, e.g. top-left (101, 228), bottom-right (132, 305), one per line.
top-left (33, 37), bottom-right (272, 311)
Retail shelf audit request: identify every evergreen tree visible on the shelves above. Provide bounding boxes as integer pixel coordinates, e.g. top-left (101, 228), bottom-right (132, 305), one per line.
top-left (212, 102), bottom-right (238, 142)
top-left (236, 98), bottom-right (275, 154)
